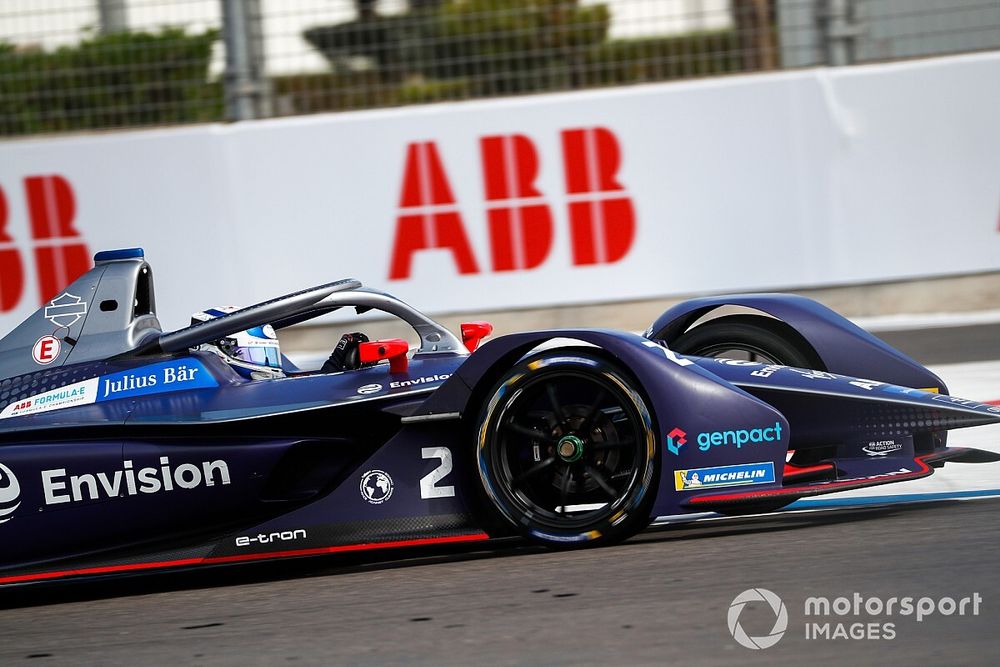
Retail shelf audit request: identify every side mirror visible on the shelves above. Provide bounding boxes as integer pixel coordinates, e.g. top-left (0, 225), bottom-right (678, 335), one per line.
top-left (461, 321), bottom-right (493, 352)
top-left (359, 338), bottom-right (410, 373)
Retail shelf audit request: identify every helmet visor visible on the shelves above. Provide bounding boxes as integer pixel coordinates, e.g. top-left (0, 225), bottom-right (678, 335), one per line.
top-left (236, 345), bottom-right (282, 369)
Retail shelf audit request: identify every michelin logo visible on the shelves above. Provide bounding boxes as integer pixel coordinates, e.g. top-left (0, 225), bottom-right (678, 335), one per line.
top-left (0, 359), bottom-right (218, 420)
top-left (675, 462), bottom-right (776, 491)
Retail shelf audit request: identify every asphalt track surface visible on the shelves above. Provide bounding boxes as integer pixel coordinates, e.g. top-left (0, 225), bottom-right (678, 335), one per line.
top-left (0, 324), bottom-right (997, 666)
top-left (0, 500), bottom-right (997, 665)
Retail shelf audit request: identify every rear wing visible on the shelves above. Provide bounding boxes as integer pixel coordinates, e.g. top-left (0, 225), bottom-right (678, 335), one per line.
top-left (0, 248), bottom-right (160, 381)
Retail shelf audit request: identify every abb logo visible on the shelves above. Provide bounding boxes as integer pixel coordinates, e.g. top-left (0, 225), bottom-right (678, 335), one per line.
top-left (0, 175), bottom-right (91, 313)
top-left (389, 127), bottom-right (636, 279)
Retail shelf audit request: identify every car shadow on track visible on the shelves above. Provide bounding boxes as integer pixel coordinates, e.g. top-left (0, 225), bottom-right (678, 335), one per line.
top-left (638, 500), bottom-right (931, 544)
top-left (0, 500), bottom-right (964, 610)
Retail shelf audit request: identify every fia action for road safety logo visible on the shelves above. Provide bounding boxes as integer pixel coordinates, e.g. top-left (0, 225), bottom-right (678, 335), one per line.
top-left (360, 469), bottom-right (394, 504)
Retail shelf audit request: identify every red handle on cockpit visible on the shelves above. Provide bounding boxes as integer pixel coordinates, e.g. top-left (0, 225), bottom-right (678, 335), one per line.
top-left (461, 321), bottom-right (493, 352)
top-left (359, 338), bottom-right (410, 373)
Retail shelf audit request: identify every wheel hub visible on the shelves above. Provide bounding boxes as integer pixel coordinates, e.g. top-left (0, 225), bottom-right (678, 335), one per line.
top-left (557, 435), bottom-right (585, 463)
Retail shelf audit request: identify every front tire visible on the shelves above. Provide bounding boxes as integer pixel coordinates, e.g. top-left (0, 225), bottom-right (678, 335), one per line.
top-left (475, 350), bottom-right (659, 547)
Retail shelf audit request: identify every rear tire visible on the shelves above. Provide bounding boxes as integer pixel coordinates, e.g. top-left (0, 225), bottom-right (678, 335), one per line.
top-left (671, 314), bottom-right (820, 517)
top-left (475, 350), bottom-right (659, 547)
top-left (670, 315), bottom-right (820, 368)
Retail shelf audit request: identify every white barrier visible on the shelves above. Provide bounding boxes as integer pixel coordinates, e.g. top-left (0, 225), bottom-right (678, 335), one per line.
top-left (1, 51), bottom-right (999, 331)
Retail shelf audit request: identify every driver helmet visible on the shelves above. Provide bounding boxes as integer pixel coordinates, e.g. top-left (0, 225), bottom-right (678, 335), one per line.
top-left (191, 307), bottom-right (284, 380)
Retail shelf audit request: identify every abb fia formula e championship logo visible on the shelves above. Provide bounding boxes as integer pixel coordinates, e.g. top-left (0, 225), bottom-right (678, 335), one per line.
top-left (0, 175), bottom-right (91, 314)
top-left (389, 128), bottom-right (636, 280)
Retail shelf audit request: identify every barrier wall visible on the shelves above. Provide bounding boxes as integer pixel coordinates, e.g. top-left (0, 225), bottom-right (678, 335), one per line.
top-left (1, 51), bottom-right (999, 332)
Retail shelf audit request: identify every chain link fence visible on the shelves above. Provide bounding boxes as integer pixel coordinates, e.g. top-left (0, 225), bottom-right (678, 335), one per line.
top-left (1, 0), bottom-right (998, 138)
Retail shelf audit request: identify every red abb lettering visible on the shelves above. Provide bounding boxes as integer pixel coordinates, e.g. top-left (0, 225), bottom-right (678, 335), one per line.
top-left (24, 175), bottom-right (91, 303)
top-left (0, 186), bottom-right (25, 312)
top-left (480, 135), bottom-right (553, 271)
top-left (561, 128), bottom-right (636, 266)
top-left (389, 142), bottom-right (479, 280)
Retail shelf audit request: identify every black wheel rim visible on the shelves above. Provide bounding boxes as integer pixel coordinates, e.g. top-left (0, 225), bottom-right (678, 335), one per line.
top-left (685, 342), bottom-right (783, 365)
top-left (490, 370), bottom-right (647, 529)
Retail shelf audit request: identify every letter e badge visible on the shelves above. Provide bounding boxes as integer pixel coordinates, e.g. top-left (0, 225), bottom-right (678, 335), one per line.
top-left (32, 335), bottom-right (61, 365)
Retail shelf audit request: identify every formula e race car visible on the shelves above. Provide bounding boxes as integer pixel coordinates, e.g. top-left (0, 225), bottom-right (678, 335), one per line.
top-left (0, 248), bottom-right (997, 585)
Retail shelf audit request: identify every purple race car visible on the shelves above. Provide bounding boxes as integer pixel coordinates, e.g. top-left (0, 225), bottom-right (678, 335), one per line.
top-left (0, 248), bottom-right (996, 585)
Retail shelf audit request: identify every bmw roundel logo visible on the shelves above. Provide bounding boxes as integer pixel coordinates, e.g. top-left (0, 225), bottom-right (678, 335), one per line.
top-left (357, 383), bottom-right (383, 395)
top-left (0, 463), bottom-right (21, 525)
top-left (360, 470), bottom-right (393, 504)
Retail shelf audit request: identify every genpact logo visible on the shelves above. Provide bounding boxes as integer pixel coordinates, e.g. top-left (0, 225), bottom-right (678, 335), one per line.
top-left (0, 462), bottom-right (21, 524)
top-left (666, 428), bottom-right (687, 455)
top-left (698, 422), bottom-right (783, 452)
top-left (666, 422), bottom-right (784, 455)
